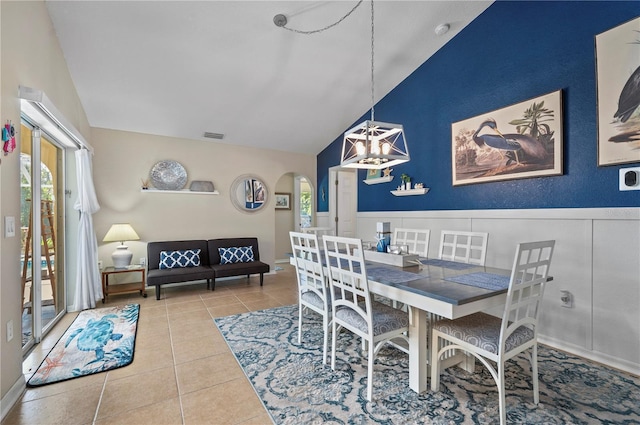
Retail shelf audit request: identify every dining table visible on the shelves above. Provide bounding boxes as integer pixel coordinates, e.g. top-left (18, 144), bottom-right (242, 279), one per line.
top-left (364, 256), bottom-right (519, 393)
top-left (290, 252), bottom-right (547, 394)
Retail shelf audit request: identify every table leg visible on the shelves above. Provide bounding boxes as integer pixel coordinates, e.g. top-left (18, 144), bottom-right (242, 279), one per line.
top-left (102, 274), bottom-right (107, 303)
top-left (408, 307), bottom-right (428, 393)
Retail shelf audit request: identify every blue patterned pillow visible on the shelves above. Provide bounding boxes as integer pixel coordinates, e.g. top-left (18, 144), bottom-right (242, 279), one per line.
top-left (219, 246), bottom-right (254, 264)
top-left (159, 249), bottom-right (201, 269)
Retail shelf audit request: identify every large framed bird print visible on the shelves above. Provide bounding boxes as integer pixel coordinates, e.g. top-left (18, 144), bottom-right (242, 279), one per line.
top-left (596, 16), bottom-right (640, 166)
top-left (451, 90), bottom-right (563, 186)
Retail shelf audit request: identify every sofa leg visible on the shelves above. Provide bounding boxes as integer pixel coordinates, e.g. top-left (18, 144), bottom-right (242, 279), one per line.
top-left (155, 285), bottom-right (161, 300)
top-left (211, 278), bottom-right (216, 291)
top-left (206, 279), bottom-right (210, 290)
top-left (260, 273), bottom-right (264, 286)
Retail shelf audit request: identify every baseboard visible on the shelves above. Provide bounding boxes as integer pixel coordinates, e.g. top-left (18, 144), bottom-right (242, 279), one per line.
top-left (1, 375), bottom-right (25, 421)
top-left (539, 335), bottom-right (640, 376)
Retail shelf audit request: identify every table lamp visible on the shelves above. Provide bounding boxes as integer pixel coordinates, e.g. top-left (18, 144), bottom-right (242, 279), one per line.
top-left (103, 223), bottom-right (140, 269)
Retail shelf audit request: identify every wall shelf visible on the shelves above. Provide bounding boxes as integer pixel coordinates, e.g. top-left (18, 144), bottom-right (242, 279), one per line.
top-left (363, 175), bottom-right (394, 185)
top-left (141, 189), bottom-right (219, 195)
top-left (391, 188), bottom-right (429, 196)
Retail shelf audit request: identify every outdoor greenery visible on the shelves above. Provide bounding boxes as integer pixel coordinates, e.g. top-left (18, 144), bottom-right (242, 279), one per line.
top-left (20, 153), bottom-right (56, 252)
top-left (300, 191), bottom-right (312, 227)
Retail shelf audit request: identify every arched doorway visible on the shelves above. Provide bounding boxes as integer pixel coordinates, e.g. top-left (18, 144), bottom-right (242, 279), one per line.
top-left (274, 172), bottom-right (314, 262)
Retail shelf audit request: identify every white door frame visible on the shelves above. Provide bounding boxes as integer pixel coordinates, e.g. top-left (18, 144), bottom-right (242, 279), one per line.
top-left (328, 166), bottom-right (357, 237)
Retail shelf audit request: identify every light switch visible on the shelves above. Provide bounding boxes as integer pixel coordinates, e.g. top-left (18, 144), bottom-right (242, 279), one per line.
top-left (4, 216), bottom-right (15, 238)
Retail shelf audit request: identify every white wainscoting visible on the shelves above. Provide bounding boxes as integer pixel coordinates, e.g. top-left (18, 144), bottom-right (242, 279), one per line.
top-left (316, 208), bottom-right (640, 375)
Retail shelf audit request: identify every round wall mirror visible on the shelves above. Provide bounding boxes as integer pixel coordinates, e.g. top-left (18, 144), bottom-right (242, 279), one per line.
top-left (230, 174), bottom-right (269, 213)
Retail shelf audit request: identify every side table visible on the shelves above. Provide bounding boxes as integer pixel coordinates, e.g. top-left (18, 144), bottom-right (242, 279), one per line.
top-left (101, 265), bottom-right (147, 303)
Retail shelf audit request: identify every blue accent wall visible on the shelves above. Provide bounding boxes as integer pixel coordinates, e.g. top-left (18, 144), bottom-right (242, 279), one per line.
top-left (317, 1), bottom-right (640, 212)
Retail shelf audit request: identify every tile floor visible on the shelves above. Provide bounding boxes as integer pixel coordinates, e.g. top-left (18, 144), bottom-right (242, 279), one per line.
top-left (3, 265), bottom-right (299, 425)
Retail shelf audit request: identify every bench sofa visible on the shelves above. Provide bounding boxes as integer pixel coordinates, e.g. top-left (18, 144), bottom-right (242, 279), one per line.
top-left (147, 237), bottom-right (270, 300)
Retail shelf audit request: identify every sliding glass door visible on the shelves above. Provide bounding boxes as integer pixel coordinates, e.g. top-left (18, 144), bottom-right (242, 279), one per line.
top-left (20, 122), bottom-right (66, 351)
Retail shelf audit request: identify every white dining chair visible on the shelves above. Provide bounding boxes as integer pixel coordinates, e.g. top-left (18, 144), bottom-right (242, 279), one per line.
top-left (389, 227), bottom-right (430, 310)
top-left (433, 230), bottom-right (489, 334)
top-left (323, 235), bottom-right (409, 401)
top-left (438, 230), bottom-right (489, 266)
top-left (393, 228), bottom-right (430, 257)
top-left (430, 240), bottom-right (555, 425)
top-left (290, 231), bottom-right (332, 364)
top-left (302, 227), bottom-right (335, 243)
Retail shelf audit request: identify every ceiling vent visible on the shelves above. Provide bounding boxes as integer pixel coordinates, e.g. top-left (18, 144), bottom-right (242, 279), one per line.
top-left (203, 132), bottom-right (224, 140)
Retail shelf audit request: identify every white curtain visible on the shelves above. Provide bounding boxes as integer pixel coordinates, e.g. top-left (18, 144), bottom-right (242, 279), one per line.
top-left (73, 149), bottom-right (102, 310)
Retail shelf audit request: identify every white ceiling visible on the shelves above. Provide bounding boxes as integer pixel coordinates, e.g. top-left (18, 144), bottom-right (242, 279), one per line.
top-left (46, 1), bottom-right (492, 155)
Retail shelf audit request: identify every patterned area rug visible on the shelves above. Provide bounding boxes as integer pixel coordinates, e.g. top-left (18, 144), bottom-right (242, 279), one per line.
top-left (27, 304), bottom-right (139, 387)
top-left (215, 305), bottom-right (640, 424)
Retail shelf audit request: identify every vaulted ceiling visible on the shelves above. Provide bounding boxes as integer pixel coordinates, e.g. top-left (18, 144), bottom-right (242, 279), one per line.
top-left (46, 1), bottom-right (492, 155)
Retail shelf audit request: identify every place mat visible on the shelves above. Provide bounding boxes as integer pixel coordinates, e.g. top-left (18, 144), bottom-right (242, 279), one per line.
top-left (444, 272), bottom-right (510, 291)
top-left (367, 266), bottom-right (424, 285)
top-left (320, 257), bottom-right (423, 285)
top-left (419, 258), bottom-right (476, 270)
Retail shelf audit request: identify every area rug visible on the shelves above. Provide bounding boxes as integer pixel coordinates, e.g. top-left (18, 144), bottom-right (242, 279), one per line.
top-left (215, 304), bottom-right (640, 424)
top-left (27, 303), bottom-right (139, 387)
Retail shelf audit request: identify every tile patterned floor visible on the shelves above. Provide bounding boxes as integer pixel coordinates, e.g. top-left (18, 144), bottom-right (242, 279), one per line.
top-left (3, 265), bottom-right (299, 425)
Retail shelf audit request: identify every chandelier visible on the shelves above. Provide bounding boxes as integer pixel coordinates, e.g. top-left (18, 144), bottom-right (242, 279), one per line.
top-left (340, 0), bottom-right (409, 169)
top-left (274, 0), bottom-right (409, 169)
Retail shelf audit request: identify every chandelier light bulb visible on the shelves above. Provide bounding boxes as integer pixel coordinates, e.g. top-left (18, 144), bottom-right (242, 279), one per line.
top-left (371, 140), bottom-right (380, 155)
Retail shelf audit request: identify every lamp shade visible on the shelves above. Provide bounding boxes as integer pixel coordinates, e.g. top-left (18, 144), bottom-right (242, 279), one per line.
top-left (103, 224), bottom-right (140, 243)
top-left (341, 120), bottom-right (410, 169)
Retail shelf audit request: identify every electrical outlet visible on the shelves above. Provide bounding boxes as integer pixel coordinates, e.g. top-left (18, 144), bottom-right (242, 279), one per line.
top-left (140, 257), bottom-right (146, 267)
top-left (619, 167), bottom-right (640, 191)
top-left (7, 320), bottom-right (14, 342)
top-left (560, 290), bottom-right (573, 308)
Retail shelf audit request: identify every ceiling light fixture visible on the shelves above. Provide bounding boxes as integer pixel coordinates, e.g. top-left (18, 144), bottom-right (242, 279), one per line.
top-left (340, 0), bottom-right (409, 169)
top-left (272, 1), bottom-right (406, 169)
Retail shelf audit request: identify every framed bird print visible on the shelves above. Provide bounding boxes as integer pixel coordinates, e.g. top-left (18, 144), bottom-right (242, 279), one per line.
top-left (451, 90), bottom-right (563, 186)
top-left (596, 16), bottom-right (640, 166)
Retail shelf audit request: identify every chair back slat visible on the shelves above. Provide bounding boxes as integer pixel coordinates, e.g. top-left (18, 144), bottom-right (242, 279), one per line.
top-left (393, 228), bottom-right (430, 257)
top-left (501, 240), bottom-right (555, 347)
top-left (439, 230), bottom-right (489, 265)
top-left (290, 231), bottom-right (327, 303)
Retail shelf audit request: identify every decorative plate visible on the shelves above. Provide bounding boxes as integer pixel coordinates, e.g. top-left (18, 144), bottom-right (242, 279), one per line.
top-left (149, 160), bottom-right (187, 190)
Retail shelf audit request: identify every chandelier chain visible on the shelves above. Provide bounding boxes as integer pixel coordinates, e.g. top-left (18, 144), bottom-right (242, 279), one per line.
top-left (370, 0), bottom-right (375, 122)
top-left (280, 0), bottom-right (363, 35)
